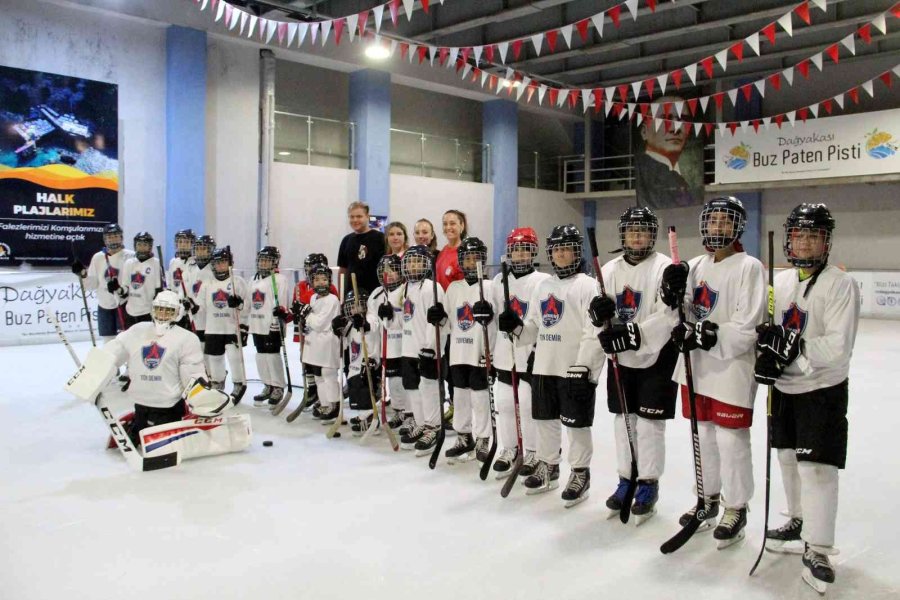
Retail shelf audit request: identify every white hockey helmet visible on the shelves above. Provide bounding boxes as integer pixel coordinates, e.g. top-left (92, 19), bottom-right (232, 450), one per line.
top-left (152, 290), bottom-right (182, 335)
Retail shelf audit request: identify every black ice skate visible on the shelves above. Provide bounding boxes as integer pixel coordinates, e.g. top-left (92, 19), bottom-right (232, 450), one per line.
top-left (679, 493), bottom-right (720, 532)
top-left (398, 413), bottom-right (416, 437)
top-left (400, 423), bottom-right (424, 451)
top-left (319, 403), bottom-right (340, 425)
top-left (631, 480), bottom-right (659, 526)
top-left (445, 432), bottom-right (476, 464)
top-left (802, 544), bottom-right (836, 595)
top-left (230, 382), bottom-right (247, 404)
top-left (714, 506), bottom-right (748, 549)
top-left (311, 401), bottom-right (325, 419)
top-left (414, 426), bottom-right (440, 457)
top-left (606, 477), bottom-right (630, 519)
top-left (253, 385), bottom-right (272, 406)
top-left (351, 413), bottom-right (377, 437)
top-left (474, 437), bottom-right (490, 463)
top-left (524, 461), bottom-right (560, 495)
top-left (387, 410), bottom-right (404, 430)
top-left (267, 387), bottom-right (284, 407)
top-left (518, 450), bottom-right (538, 479)
top-left (493, 447), bottom-right (518, 479)
top-left (561, 468), bottom-right (590, 508)
top-left (765, 517), bottom-right (804, 554)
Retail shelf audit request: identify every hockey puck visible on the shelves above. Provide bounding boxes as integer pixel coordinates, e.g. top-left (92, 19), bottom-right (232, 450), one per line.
top-left (263, 440), bottom-right (274, 447)
top-left (333, 432), bottom-right (341, 438)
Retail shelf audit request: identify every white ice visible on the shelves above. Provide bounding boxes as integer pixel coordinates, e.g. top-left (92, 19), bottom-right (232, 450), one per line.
top-left (2, 320), bottom-right (899, 600)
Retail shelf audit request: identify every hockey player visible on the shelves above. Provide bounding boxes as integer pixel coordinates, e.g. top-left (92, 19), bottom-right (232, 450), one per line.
top-left (372, 254), bottom-right (408, 430)
top-left (291, 253), bottom-right (337, 412)
top-left (755, 203), bottom-right (858, 593)
top-left (295, 263), bottom-right (343, 423)
top-left (118, 232), bottom-right (163, 329)
top-left (183, 234), bottom-right (216, 343)
top-left (437, 237), bottom-right (497, 465)
top-left (71, 223), bottom-right (134, 341)
top-left (248, 246), bottom-right (291, 407)
top-left (498, 224), bottom-right (604, 507)
top-left (491, 227), bottom-right (550, 479)
top-left (587, 207), bottom-right (678, 524)
top-left (660, 196), bottom-right (765, 548)
top-left (197, 247), bottom-right (249, 402)
top-left (398, 245), bottom-right (447, 455)
top-left (167, 229), bottom-right (196, 330)
top-left (332, 288), bottom-right (381, 434)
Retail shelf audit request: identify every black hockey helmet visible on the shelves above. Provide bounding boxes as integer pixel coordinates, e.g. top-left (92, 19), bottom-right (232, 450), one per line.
top-left (546, 224), bottom-right (583, 279)
top-left (457, 236), bottom-right (488, 284)
top-left (134, 231), bottom-right (154, 261)
top-left (304, 253), bottom-right (328, 283)
top-left (174, 229), bottom-right (196, 258)
top-left (377, 254), bottom-right (404, 292)
top-left (617, 206), bottom-right (659, 261)
top-left (211, 246), bottom-right (233, 281)
top-left (103, 223), bottom-right (124, 251)
top-left (193, 235), bottom-right (216, 268)
top-left (256, 245), bottom-right (280, 276)
top-left (783, 203), bottom-right (835, 269)
top-left (343, 288), bottom-right (369, 318)
top-left (700, 196), bottom-right (746, 251)
top-left (309, 263), bottom-right (332, 295)
top-left (401, 245), bottom-right (433, 283)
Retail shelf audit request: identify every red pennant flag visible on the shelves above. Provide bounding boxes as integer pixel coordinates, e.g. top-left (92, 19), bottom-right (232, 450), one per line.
top-left (456, 58), bottom-right (465, 73)
top-left (795, 2), bottom-right (810, 25)
top-left (774, 114), bottom-right (784, 128)
top-left (417, 46), bottom-right (428, 64)
top-left (848, 87), bottom-right (859, 104)
top-left (752, 119), bottom-right (761, 132)
top-left (798, 107), bottom-right (809, 122)
top-left (333, 18), bottom-right (345, 45)
top-left (512, 39), bottom-right (523, 60)
top-left (611, 103), bottom-right (624, 117)
top-left (568, 93), bottom-right (578, 109)
top-left (489, 74), bottom-right (498, 90)
top-left (672, 69), bottom-right (683, 89)
top-left (822, 98), bottom-right (833, 114)
top-left (472, 68), bottom-right (480, 83)
top-left (608, 6), bottom-right (621, 28)
top-left (644, 78), bottom-right (656, 98)
top-left (390, 0), bottom-right (400, 26)
top-left (858, 23), bottom-right (872, 44)
top-left (618, 84), bottom-right (629, 102)
top-left (761, 23), bottom-right (776, 45)
top-left (662, 101), bottom-right (673, 118)
top-left (647, 0), bottom-right (657, 11)
top-left (546, 30), bottom-right (559, 52)
top-left (797, 59), bottom-right (810, 78)
top-left (576, 19), bottom-right (590, 42)
top-left (594, 88), bottom-right (603, 113)
top-left (549, 88), bottom-right (559, 106)
top-left (400, 43), bottom-right (409, 59)
top-left (439, 47), bottom-right (449, 66)
top-left (485, 45), bottom-right (495, 62)
top-left (686, 98), bottom-right (698, 115)
top-left (526, 83), bottom-right (537, 103)
top-left (641, 104), bottom-right (651, 117)
top-left (741, 84), bottom-right (753, 102)
top-left (893, 3), bottom-right (900, 18)
top-left (700, 56), bottom-right (714, 79)
top-left (825, 44), bottom-right (840, 63)
top-left (712, 92), bottom-right (724, 110)
top-left (664, 120), bottom-right (672, 133)
top-left (461, 47), bottom-right (472, 63)
top-left (422, 0), bottom-right (430, 13)
top-left (507, 83), bottom-right (514, 97)
top-left (704, 123), bottom-right (715, 137)
top-left (880, 71), bottom-right (894, 88)
top-left (358, 10), bottom-right (369, 37)
top-left (728, 122), bottom-right (738, 135)
top-left (768, 72), bottom-right (781, 90)
top-left (730, 42), bottom-right (744, 62)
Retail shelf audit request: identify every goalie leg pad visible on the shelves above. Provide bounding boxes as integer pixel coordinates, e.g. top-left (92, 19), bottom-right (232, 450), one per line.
top-left (141, 414), bottom-right (252, 460)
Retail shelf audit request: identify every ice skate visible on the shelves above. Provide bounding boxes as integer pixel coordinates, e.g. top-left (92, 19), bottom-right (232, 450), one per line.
top-left (351, 413), bottom-right (378, 437)
top-left (765, 517), bottom-right (804, 554)
top-left (319, 403), bottom-right (340, 425)
top-left (523, 461), bottom-right (560, 495)
top-left (414, 426), bottom-right (439, 457)
top-left (802, 544), bottom-right (835, 595)
top-left (492, 447), bottom-right (518, 479)
top-left (400, 423), bottom-right (424, 451)
top-left (631, 480), bottom-right (658, 526)
top-left (561, 468), bottom-right (590, 508)
top-left (252, 384), bottom-right (272, 406)
top-left (714, 506), bottom-right (747, 549)
top-left (266, 387), bottom-right (284, 407)
top-left (230, 382), bottom-right (247, 404)
top-left (474, 437), bottom-right (490, 463)
top-left (518, 450), bottom-right (538, 480)
top-left (445, 432), bottom-right (476, 464)
top-left (679, 493), bottom-right (720, 532)
top-left (387, 410), bottom-right (404, 429)
top-left (398, 413), bottom-right (416, 437)
top-left (605, 477), bottom-right (630, 519)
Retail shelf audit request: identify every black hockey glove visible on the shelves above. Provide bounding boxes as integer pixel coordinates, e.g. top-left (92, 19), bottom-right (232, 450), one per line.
top-left (377, 302), bottom-right (394, 322)
top-left (239, 324), bottom-right (249, 346)
top-left (754, 353), bottom-right (785, 386)
top-left (427, 302), bottom-right (448, 327)
top-left (660, 262), bottom-right (689, 309)
top-left (273, 305), bottom-right (289, 323)
top-left (182, 297), bottom-right (199, 315)
top-left (71, 259), bottom-right (86, 277)
top-left (588, 295), bottom-right (616, 327)
top-left (351, 312), bottom-right (369, 331)
top-left (295, 302), bottom-right (312, 323)
top-left (331, 314), bottom-right (350, 337)
top-left (498, 308), bottom-right (523, 336)
top-left (672, 321), bottom-right (719, 352)
top-left (566, 366), bottom-right (595, 403)
top-left (365, 358), bottom-right (379, 372)
top-left (599, 322), bottom-right (642, 354)
top-left (756, 324), bottom-right (801, 366)
top-left (107, 278), bottom-right (120, 293)
top-left (473, 300), bottom-right (494, 326)
top-left (227, 294), bottom-right (243, 309)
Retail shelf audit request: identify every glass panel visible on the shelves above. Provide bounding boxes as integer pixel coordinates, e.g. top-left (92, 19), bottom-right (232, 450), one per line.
top-left (390, 129), bottom-right (485, 182)
top-left (273, 112), bottom-right (353, 169)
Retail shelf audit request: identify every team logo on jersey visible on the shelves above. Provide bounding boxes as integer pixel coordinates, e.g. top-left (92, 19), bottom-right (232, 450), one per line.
top-left (782, 303), bottom-right (808, 334)
top-left (350, 340), bottom-right (361, 363)
top-left (192, 280), bottom-right (202, 296)
top-left (616, 286), bottom-right (643, 323)
top-left (691, 281), bottom-right (719, 320)
top-left (173, 268), bottom-right (183, 285)
top-left (457, 302), bottom-right (475, 331)
top-left (540, 294), bottom-right (564, 328)
top-left (105, 267), bottom-right (119, 282)
top-left (358, 245), bottom-right (367, 260)
top-left (212, 289), bottom-right (229, 309)
top-left (403, 298), bottom-right (414, 322)
top-left (141, 342), bottom-right (166, 370)
top-left (509, 296), bottom-right (529, 319)
top-left (252, 290), bottom-right (265, 310)
top-left (130, 271), bottom-right (145, 290)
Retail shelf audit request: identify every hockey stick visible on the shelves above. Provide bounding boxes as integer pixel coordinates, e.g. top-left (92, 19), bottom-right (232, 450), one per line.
top-left (156, 245), bottom-right (166, 290)
top-left (286, 277), bottom-right (312, 422)
top-left (587, 227), bottom-right (638, 524)
top-left (52, 312), bottom-right (178, 471)
top-left (749, 231), bottom-right (776, 576)
top-left (75, 262), bottom-right (98, 348)
top-left (428, 257), bottom-right (447, 470)
top-left (476, 261), bottom-right (498, 480)
top-left (379, 280), bottom-right (391, 429)
top-left (178, 278), bottom-right (197, 332)
top-left (660, 226), bottom-right (707, 554)
top-left (103, 247), bottom-right (126, 331)
top-left (500, 257), bottom-right (525, 498)
top-left (269, 272), bottom-right (294, 416)
top-left (228, 261), bottom-right (248, 403)
top-left (326, 276), bottom-right (346, 439)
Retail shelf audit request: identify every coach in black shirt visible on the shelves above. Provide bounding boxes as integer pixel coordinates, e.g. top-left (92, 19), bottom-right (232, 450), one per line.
top-left (337, 201), bottom-right (385, 298)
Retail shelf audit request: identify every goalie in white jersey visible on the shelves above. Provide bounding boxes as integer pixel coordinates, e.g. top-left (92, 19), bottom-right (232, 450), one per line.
top-left (588, 207), bottom-right (678, 523)
top-left (499, 224), bottom-right (604, 508)
top-left (754, 203), bottom-right (859, 593)
top-left (372, 255), bottom-right (408, 430)
top-left (248, 246), bottom-right (291, 407)
top-left (660, 196), bottom-right (766, 548)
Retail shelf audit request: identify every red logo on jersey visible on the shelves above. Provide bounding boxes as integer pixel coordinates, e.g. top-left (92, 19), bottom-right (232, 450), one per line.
top-left (252, 290), bottom-right (265, 310)
top-left (691, 281), bottom-right (719, 321)
top-left (540, 294), bottom-right (564, 328)
top-left (782, 303), bottom-right (808, 334)
top-left (509, 296), bottom-right (529, 319)
top-left (173, 268), bottom-right (183, 285)
top-left (130, 271), bottom-right (145, 290)
top-left (141, 342), bottom-right (166, 370)
top-left (616, 286), bottom-right (643, 323)
top-left (212, 289), bottom-right (229, 309)
top-left (192, 280), bottom-right (202, 296)
top-left (350, 340), bottom-right (361, 363)
top-left (403, 298), bottom-right (414, 322)
top-left (457, 302), bottom-right (475, 331)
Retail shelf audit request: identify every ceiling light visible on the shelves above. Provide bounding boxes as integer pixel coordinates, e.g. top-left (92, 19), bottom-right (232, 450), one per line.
top-left (365, 45), bottom-right (390, 60)
top-left (278, 151), bottom-right (291, 156)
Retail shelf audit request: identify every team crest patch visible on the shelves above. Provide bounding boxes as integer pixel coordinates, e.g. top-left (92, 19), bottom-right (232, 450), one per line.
top-left (192, 280), bottom-right (202, 295)
top-left (173, 268), bottom-right (183, 285)
top-left (403, 298), bottom-right (414, 322)
top-left (142, 342), bottom-right (166, 370)
top-left (457, 302), bottom-right (475, 331)
top-left (212, 289), bottom-right (229, 309)
top-left (510, 296), bottom-right (529, 319)
top-left (106, 267), bottom-right (119, 281)
top-left (252, 290), bottom-right (265, 310)
top-left (616, 286), bottom-right (642, 323)
top-left (130, 271), bottom-right (145, 290)
top-left (540, 294), bottom-right (564, 328)
top-left (782, 302), bottom-right (808, 334)
top-left (691, 281), bottom-right (719, 320)
top-left (350, 340), bottom-right (361, 363)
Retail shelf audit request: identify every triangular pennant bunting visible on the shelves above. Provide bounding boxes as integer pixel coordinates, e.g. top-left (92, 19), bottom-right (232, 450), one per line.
top-left (591, 13), bottom-right (605, 38)
top-left (777, 13), bottom-right (793, 37)
top-left (561, 24), bottom-right (574, 48)
top-left (657, 72), bottom-right (668, 95)
top-left (373, 5), bottom-right (384, 33)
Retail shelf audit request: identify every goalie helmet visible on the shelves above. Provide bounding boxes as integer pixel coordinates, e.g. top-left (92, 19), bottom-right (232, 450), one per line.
top-left (783, 203), bottom-right (835, 269)
top-left (193, 235), bottom-right (216, 269)
top-left (546, 224), bottom-right (583, 279)
top-left (506, 227), bottom-right (539, 275)
top-left (151, 290), bottom-right (182, 336)
top-left (401, 245), bottom-right (433, 283)
top-left (457, 237), bottom-right (488, 285)
top-left (304, 253), bottom-right (328, 284)
top-left (256, 246), bottom-right (280, 277)
top-left (134, 231), bottom-right (154, 261)
top-left (103, 223), bottom-right (124, 252)
top-left (211, 246), bottom-right (233, 281)
top-left (618, 206), bottom-right (659, 261)
top-left (309, 263), bottom-right (332, 295)
top-left (174, 229), bottom-right (196, 259)
top-left (700, 196), bottom-right (746, 251)
top-left (377, 254), bottom-right (404, 292)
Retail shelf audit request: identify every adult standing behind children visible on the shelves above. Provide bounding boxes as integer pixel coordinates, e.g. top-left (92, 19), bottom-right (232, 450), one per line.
top-left (337, 201), bottom-right (385, 299)
top-left (435, 209), bottom-right (467, 291)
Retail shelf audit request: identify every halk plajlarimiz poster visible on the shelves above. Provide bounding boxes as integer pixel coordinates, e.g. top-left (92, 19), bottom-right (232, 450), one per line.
top-left (0, 65), bottom-right (118, 267)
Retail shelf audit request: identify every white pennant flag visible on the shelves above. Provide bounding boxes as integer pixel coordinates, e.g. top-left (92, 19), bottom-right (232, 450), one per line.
top-left (657, 72), bottom-right (668, 95)
top-left (727, 88), bottom-right (738, 106)
top-left (498, 41), bottom-right (509, 64)
top-left (715, 49), bottom-right (729, 71)
top-left (538, 84), bottom-right (547, 105)
top-left (481, 70), bottom-right (489, 87)
top-left (557, 89), bottom-right (569, 107)
top-left (462, 63), bottom-right (473, 80)
top-left (636, 113), bottom-right (644, 127)
top-left (429, 46), bottom-right (437, 66)
top-left (740, 120), bottom-right (749, 133)
top-left (762, 116), bottom-right (772, 130)
top-left (746, 32), bottom-right (760, 56)
top-left (496, 80), bottom-right (505, 95)
top-left (448, 48), bottom-right (459, 68)
top-left (631, 81), bottom-right (642, 100)
top-left (650, 103), bottom-right (660, 117)
top-left (778, 13), bottom-right (793, 37)
top-left (373, 5), bottom-right (384, 34)
top-left (841, 34), bottom-right (856, 56)
top-left (390, 39), bottom-right (398, 57)
top-left (834, 93), bottom-right (844, 109)
top-left (810, 0), bottom-right (826, 11)
top-left (685, 63), bottom-right (698, 85)
top-left (810, 104), bottom-right (819, 118)
top-left (591, 12), bottom-right (605, 38)
top-left (604, 100), bottom-right (612, 118)
top-left (287, 23), bottom-right (298, 46)
top-left (786, 110), bottom-right (796, 125)
top-left (654, 118), bottom-right (663, 132)
top-left (347, 14), bottom-right (359, 42)
top-left (200, 0), bottom-right (209, 9)
top-left (625, 0), bottom-right (639, 20)
top-left (811, 52), bottom-right (823, 71)
top-left (694, 122), bottom-right (703, 137)
top-left (619, 106), bottom-right (629, 121)
top-left (872, 14), bottom-right (887, 35)
top-left (266, 20), bottom-right (277, 44)
top-left (560, 24), bottom-right (574, 49)
top-left (531, 34), bottom-right (543, 56)
top-left (505, 67), bottom-right (514, 80)
top-left (754, 79), bottom-right (766, 97)
top-left (320, 20), bottom-right (332, 46)
top-left (894, 65), bottom-right (900, 77)
top-left (862, 79), bottom-right (874, 97)
top-left (474, 46), bottom-right (483, 64)
top-left (298, 23), bottom-right (309, 45)
top-left (627, 103), bottom-right (636, 118)
top-left (782, 67), bottom-right (794, 86)
top-left (215, 0), bottom-right (226, 21)
top-left (402, 0), bottom-right (415, 21)
top-left (699, 96), bottom-right (709, 113)
top-left (228, 7), bottom-right (240, 30)
top-left (248, 15), bottom-right (258, 38)
top-left (605, 87), bottom-right (615, 104)
top-left (519, 77), bottom-right (532, 102)
top-left (717, 123), bottom-right (727, 137)
top-left (674, 100), bottom-right (684, 117)
top-left (239, 11), bottom-right (248, 35)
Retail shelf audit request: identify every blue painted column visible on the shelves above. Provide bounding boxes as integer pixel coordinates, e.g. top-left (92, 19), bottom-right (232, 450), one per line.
top-left (483, 100), bottom-right (518, 262)
top-left (165, 26), bottom-right (207, 257)
top-left (349, 69), bottom-right (391, 218)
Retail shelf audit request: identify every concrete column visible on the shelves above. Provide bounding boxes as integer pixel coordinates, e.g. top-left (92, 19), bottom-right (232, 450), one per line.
top-left (349, 69), bottom-right (391, 218)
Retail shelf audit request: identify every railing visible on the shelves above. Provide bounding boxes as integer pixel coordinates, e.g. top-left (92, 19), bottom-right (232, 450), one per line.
top-left (273, 111), bottom-right (356, 169)
top-left (517, 151), bottom-right (565, 191)
top-left (389, 128), bottom-right (489, 183)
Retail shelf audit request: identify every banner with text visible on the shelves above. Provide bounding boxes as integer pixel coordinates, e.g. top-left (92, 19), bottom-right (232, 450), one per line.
top-left (0, 271), bottom-right (98, 346)
top-left (715, 107), bottom-right (900, 184)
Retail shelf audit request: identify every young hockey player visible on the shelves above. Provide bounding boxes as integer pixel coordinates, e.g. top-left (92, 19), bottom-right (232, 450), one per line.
top-left (197, 247), bottom-right (249, 402)
top-left (399, 245), bottom-right (447, 455)
top-left (167, 229), bottom-right (197, 330)
top-left (183, 234), bottom-right (216, 343)
top-left (491, 228), bottom-right (550, 478)
top-left (372, 254), bottom-right (408, 430)
top-left (291, 253), bottom-right (337, 412)
top-left (498, 224), bottom-right (604, 507)
top-left (248, 246), bottom-right (291, 407)
top-left (71, 223), bottom-right (134, 341)
top-left (755, 203), bottom-right (859, 593)
top-left (660, 196), bottom-right (766, 548)
top-left (332, 288), bottom-right (381, 434)
top-left (295, 263), bottom-right (342, 423)
top-left (436, 237), bottom-right (497, 465)
top-left (118, 231), bottom-right (163, 329)
top-left (587, 207), bottom-right (678, 524)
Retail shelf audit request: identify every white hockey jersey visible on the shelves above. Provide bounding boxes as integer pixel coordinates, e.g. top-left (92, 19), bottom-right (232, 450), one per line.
top-left (400, 279), bottom-right (447, 359)
top-left (197, 274), bottom-right (249, 335)
top-left (519, 273), bottom-right (605, 380)
top-left (120, 256), bottom-right (163, 317)
top-left (673, 251), bottom-right (766, 408)
top-left (367, 286), bottom-right (403, 360)
top-left (248, 273), bottom-right (290, 336)
top-left (83, 248), bottom-right (134, 310)
top-left (600, 252), bottom-right (677, 369)
top-left (104, 322), bottom-right (205, 409)
top-left (491, 269), bottom-right (551, 373)
top-left (303, 293), bottom-right (341, 369)
top-left (186, 264), bottom-right (213, 330)
top-left (167, 256), bottom-right (195, 296)
top-left (346, 323), bottom-right (381, 379)
top-left (772, 265), bottom-right (860, 395)
top-left (445, 279), bottom-right (498, 367)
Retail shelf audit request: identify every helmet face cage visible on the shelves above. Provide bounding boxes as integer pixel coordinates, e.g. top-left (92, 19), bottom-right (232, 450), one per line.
top-left (401, 247), bottom-right (433, 283)
top-left (193, 237), bottom-right (216, 267)
top-left (783, 205), bottom-right (835, 269)
top-left (256, 247), bottom-right (280, 276)
top-left (103, 224), bottom-right (124, 252)
top-left (152, 291), bottom-right (182, 328)
top-left (700, 200), bottom-right (746, 250)
top-left (343, 291), bottom-right (368, 318)
top-left (619, 219), bottom-right (658, 260)
top-left (175, 230), bottom-right (195, 258)
top-left (212, 248), bottom-right (233, 281)
top-left (546, 225), bottom-right (584, 279)
top-left (134, 233), bottom-right (154, 260)
top-left (377, 256), bottom-right (404, 292)
top-left (304, 254), bottom-right (328, 284)
top-left (458, 245), bottom-right (487, 284)
top-left (310, 265), bottom-right (332, 295)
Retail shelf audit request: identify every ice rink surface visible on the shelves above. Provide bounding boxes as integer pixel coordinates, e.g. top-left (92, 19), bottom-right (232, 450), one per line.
top-left (1, 319), bottom-right (898, 600)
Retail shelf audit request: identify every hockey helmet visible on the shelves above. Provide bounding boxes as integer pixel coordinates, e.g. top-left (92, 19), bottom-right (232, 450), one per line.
top-left (193, 235), bottom-right (217, 269)
top-left (343, 288), bottom-right (369, 318)
top-left (618, 206), bottom-right (659, 261)
top-left (401, 245), bottom-right (433, 283)
top-left (256, 246), bottom-right (280, 277)
top-left (783, 203), bottom-right (835, 269)
top-left (309, 263), bottom-right (332, 295)
top-left (546, 224), bottom-right (584, 279)
top-left (304, 253), bottom-right (328, 283)
top-left (457, 237), bottom-right (488, 285)
top-left (211, 246), bottom-right (233, 281)
top-left (174, 229), bottom-right (196, 258)
top-left (134, 231), bottom-right (154, 261)
top-left (377, 254), bottom-right (404, 292)
top-left (506, 227), bottom-right (539, 275)
top-left (151, 290), bottom-right (182, 335)
top-left (103, 223), bottom-right (124, 252)
top-left (700, 196), bottom-right (746, 251)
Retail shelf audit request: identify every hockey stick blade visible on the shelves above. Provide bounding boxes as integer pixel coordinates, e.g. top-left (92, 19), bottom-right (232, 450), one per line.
top-left (428, 426), bottom-right (446, 469)
top-left (660, 508), bottom-right (706, 554)
top-left (269, 388), bottom-right (293, 416)
top-left (285, 391), bottom-right (310, 422)
top-left (500, 456), bottom-right (523, 498)
top-left (620, 463), bottom-right (638, 524)
top-left (479, 438), bottom-right (497, 481)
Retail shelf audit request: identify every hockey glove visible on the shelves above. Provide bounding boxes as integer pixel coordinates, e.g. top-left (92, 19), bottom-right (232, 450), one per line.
top-left (331, 315), bottom-right (350, 337)
top-left (227, 294), bottom-right (243, 309)
top-left (273, 305), bottom-right (290, 323)
top-left (427, 302), bottom-right (448, 327)
top-left (599, 322), bottom-right (642, 354)
top-left (351, 312), bottom-right (369, 331)
top-left (588, 295), bottom-right (616, 327)
top-left (377, 302), bottom-right (394, 322)
top-left (754, 353), bottom-right (785, 386)
top-left (107, 279), bottom-right (120, 293)
top-left (566, 366), bottom-right (595, 403)
top-left (672, 321), bottom-right (719, 352)
top-left (71, 259), bottom-right (86, 278)
top-left (182, 297), bottom-right (199, 315)
top-left (294, 302), bottom-right (312, 323)
top-left (239, 324), bottom-right (249, 346)
top-left (660, 262), bottom-right (689, 309)
top-left (473, 300), bottom-right (494, 326)
top-left (756, 324), bottom-right (801, 366)
top-left (498, 308), bottom-right (523, 336)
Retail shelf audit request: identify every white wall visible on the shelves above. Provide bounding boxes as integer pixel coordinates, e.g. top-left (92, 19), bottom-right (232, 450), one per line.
top-left (518, 187), bottom-right (585, 261)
